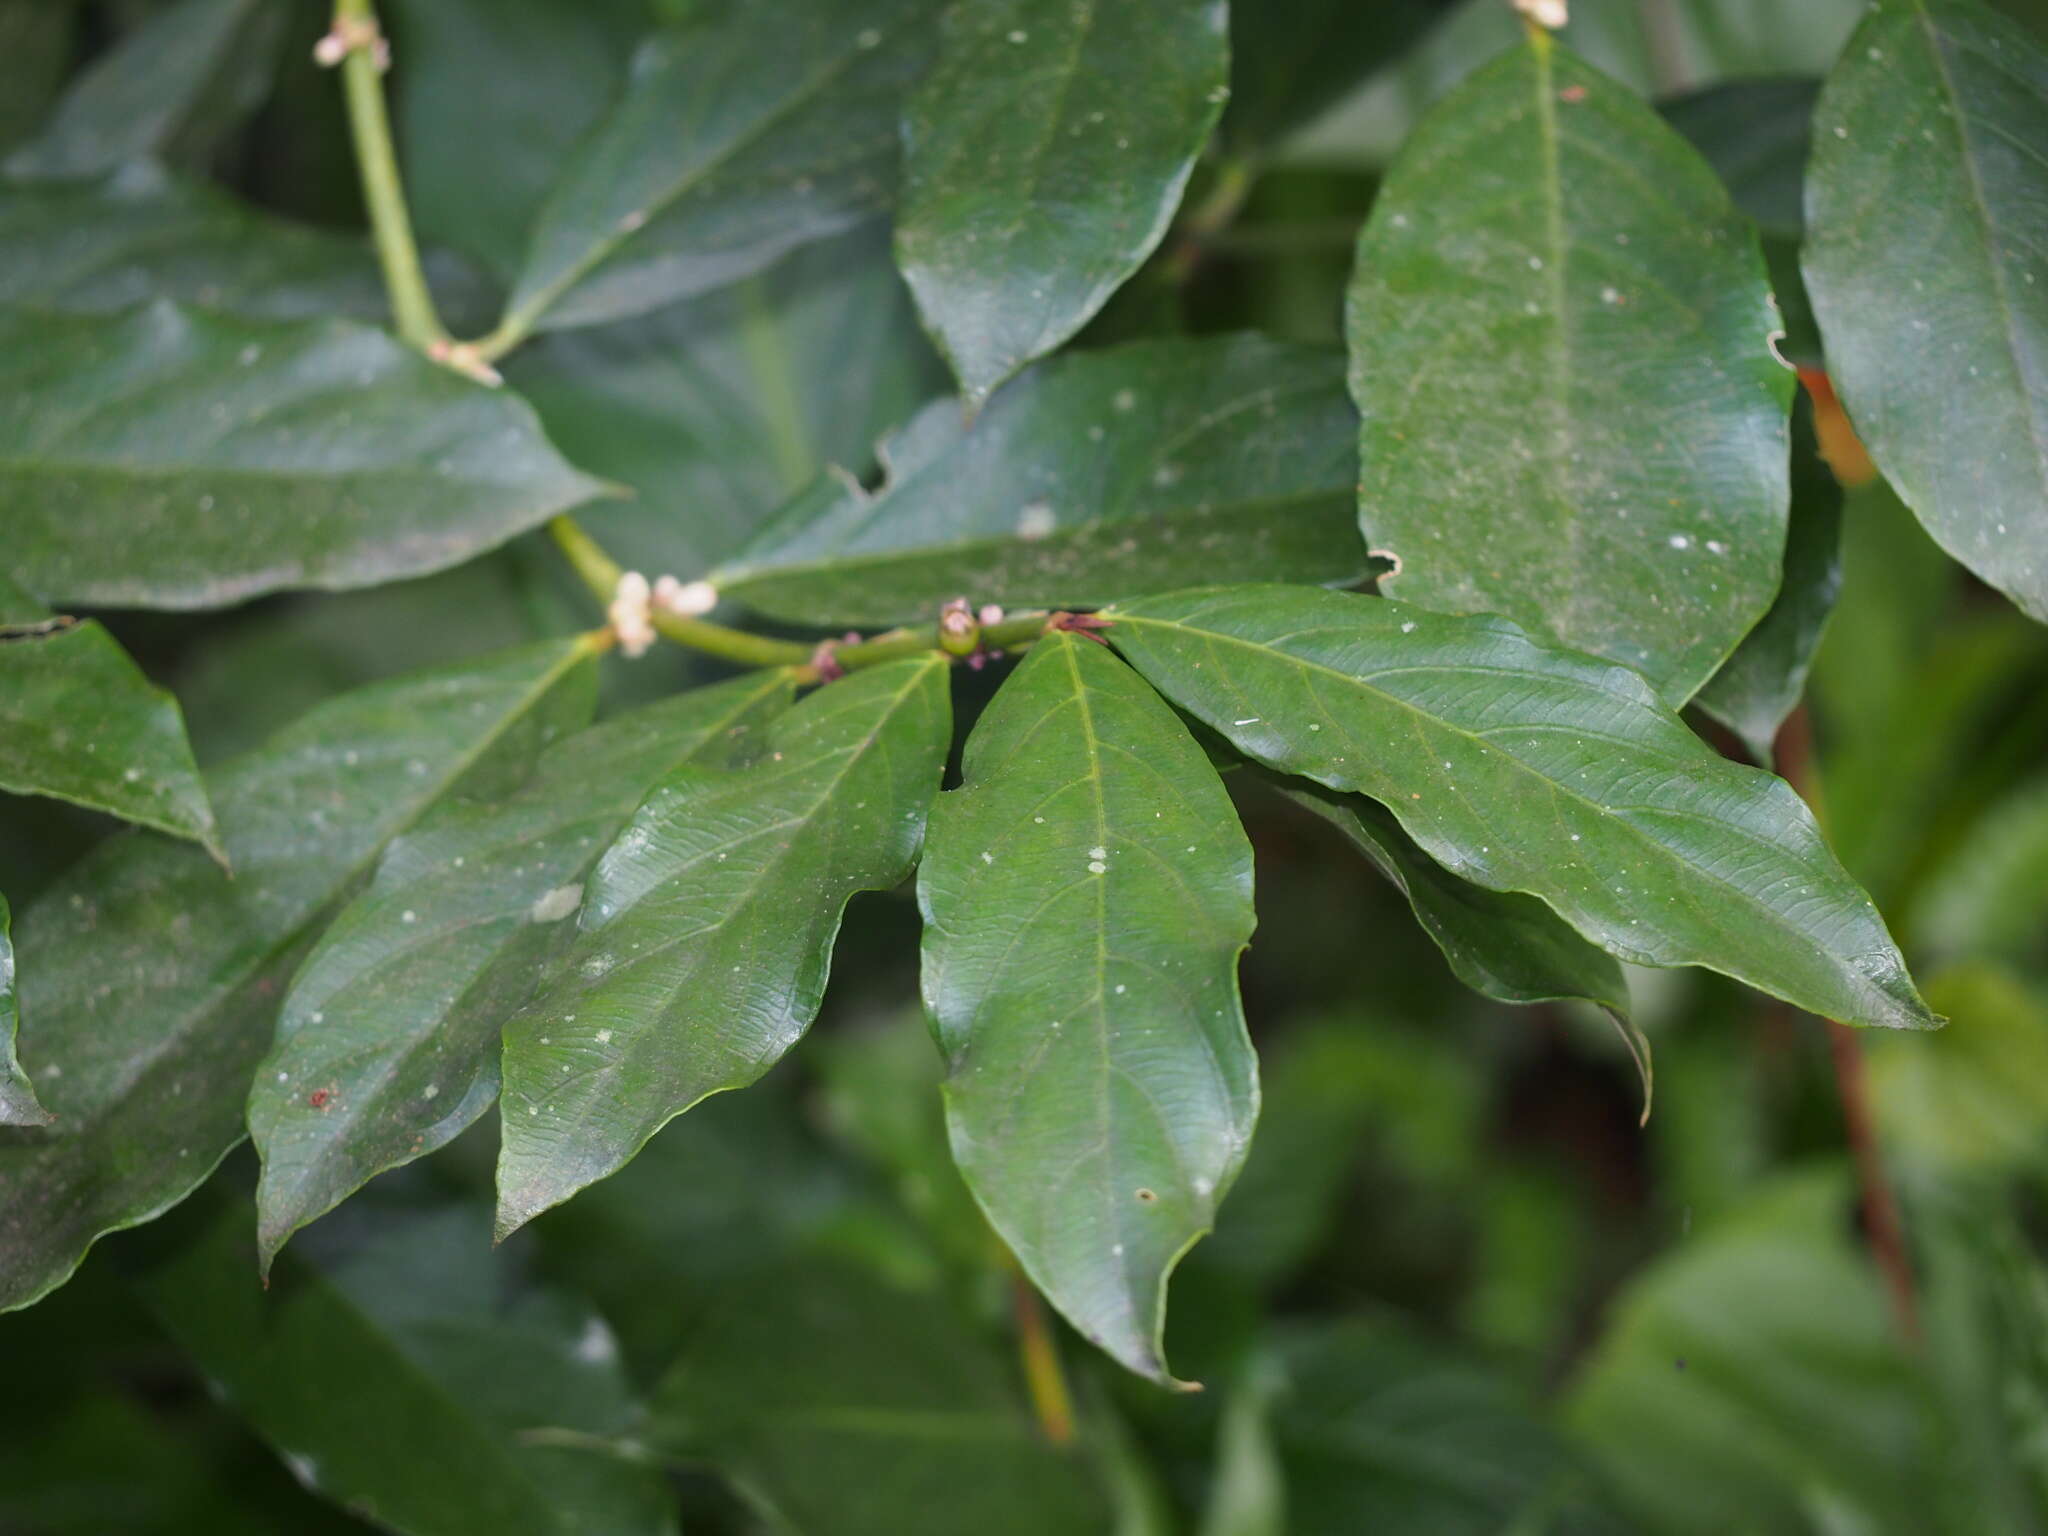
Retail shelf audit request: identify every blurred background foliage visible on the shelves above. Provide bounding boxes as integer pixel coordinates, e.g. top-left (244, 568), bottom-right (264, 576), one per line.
top-left (4, 0), bottom-right (2048, 1531)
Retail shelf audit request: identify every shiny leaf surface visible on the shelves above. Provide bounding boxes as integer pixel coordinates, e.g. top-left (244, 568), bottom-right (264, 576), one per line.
top-left (1, 303), bottom-right (608, 609)
top-left (250, 672), bottom-right (794, 1271)
top-left (0, 894), bottom-right (47, 1127)
top-left (1804, 0), bottom-right (2048, 623)
top-left (895, 0), bottom-right (1227, 408)
top-left (502, 0), bottom-right (942, 334)
top-left (1346, 34), bottom-right (1792, 701)
top-left (495, 657), bottom-right (952, 1237)
top-left (0, 573), bottom-right (217, 852)
top-left (0, 637), bottom-right (596, 1311)
top-left (1106, 585), bottom-right (1936, 1031)
top-left (919, 632), bottom-right (1257, 1385)
top-left (715, 334), bottom-right (1365, 627)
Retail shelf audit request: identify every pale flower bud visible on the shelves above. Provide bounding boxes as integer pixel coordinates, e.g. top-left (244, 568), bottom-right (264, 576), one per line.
top-left (608, 571), bottom-right (656, 659)
top-left (1512, 0), bottom-right (1567, 28)
top-left (653, 575), bottom-right (719, 617)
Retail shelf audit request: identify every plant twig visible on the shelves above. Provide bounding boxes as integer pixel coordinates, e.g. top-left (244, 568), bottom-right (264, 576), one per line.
top-left (1164, 155), bottom-right (1257, 286)
top-left (328, 0), bottom-right (445, 351)
top-left (1775, 703), bottom-right (1922, 1348)
top-left (1011, 1271), bottom-right (1076, 1446)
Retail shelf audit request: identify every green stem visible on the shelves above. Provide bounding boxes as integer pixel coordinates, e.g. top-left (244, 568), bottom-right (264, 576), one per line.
top-left (548, 519), bottom-right (1057, 680)
top-left (333, 0), bottom-right (445, 349)
top-left (1165, 154), bottom-right (1258, 285)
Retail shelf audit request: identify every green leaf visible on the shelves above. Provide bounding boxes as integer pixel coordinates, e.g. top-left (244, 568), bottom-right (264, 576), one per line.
top-left (1694, 413), bottom-right (1844, 765)
top-left (894, 0), bottom-right (1228, 409)
top-left (1568, 1170), bottom-right (1932, 1534)
top-left (0, 163), bottom-right (480, 325)
top-left (0, 302), bottom-right (608, 610)
top-left (388, 0), bottom-right (644, 283)
top-left (1872, 961), bottom-right (2048, 1173)
top-left (1803, 0), bottom-right (2048, 624)
top-left (136, 1195), bottom-right (677, 1536)
top-left (0, 574), bottom-right (217, 853)
top-left (1105, 584), bottom-right (1938, 1031)
top-left (0, 894), bottom-right (49, 1128)
top-left (1660, 77), bottom-right (1819, 239)
top-left (249, 671), bottom-right (794, 1271)
top-left (919, 632), bottom-right (1257, 1386)
top-left (5, 0), bottom-right (285, 181)
top-left (501, 0), bottom-right (942, 336)
top-left (1345, 34), bottom-right (1793, 703)
top-left (1266, 1321), bottom-right (1625, 1533)
top-left (714, 334), bottom-right (1365, 628)
top-left (645, 1257), bottom-right (1111, 1536)
top-left (0, 636), bottom-right (597, 1312)
top-left (495, 657), bottom-right (953, 1237)
top-left (511, 226), bottom-right (942, 578)
top-left (1916, 777), bottom-right (2048, 967)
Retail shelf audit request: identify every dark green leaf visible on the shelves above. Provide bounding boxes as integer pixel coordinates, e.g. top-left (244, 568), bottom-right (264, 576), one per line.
top-left (1222, 0), bottom-right (1452, 154)
top-left (1803, 0), bottom-right (2048, 624)
top-left (895, 0), bottom-right (1227, 408)
top-left (389, 0), bottom-right (644, 282)
top-left (1105, 585), bottom-right (1937, 1031)
top-left (5, 0), bottom-right (285, 180)
top-left (1695, 412), bottom-right (1845, 764)
top-left (1268, 1321), bottom-right (1625, 1533)
top-left (646, 1258), bottom-right (1111, 1535)
top-left (1272, 781), bottom-right (1629, 1015)
top-left (495, 657), bottom-right (952, 1237)
top-left (919, 632), bottom-right (1257, 1385)
top-left (1660, 76), bottom-right (1819, 239)
top-left (1346, 34), bottom-right (1793, 703)
top-left (0, 163), bottom-right (479, 324)
top-left (715, 334), bottom-right (1365, 627)
top-left (511, 227), bottom-right (942, 579)
top-left (502, 0), bottom-right (942, 335)
top-left (250, 671), bottom-right (794, 1271)
top-left (0, 302), bottom-right (608, 609)
top-left (0, 636), bottom-right (597, 1311)
top-left (0, 894), bottom-right (48, 1127)
top-left (136, 1196), bottom-right (677, 1536)
top-left (0, 573), bottom-right (217, 852)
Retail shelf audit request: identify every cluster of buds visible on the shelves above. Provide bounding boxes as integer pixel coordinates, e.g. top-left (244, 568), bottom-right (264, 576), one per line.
top-left (938, 598), bottom-right (1008, 669)
top-left (312, 13), bottom-right (389, 70)
top-left (1510, 0), bottom-right (1567, 28)
top-left (607, 572), bottom-right (722, 658)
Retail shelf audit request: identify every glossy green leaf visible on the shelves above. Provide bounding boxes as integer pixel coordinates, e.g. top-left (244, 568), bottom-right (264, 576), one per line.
top-left (389, 0), bottom-right (643, 283)
top-left (136, 1196), bottom-right (677, 1536)
top-left (1346, 34), bottom-right (1792, 703)
top-left (511, 226), bottom-right (942, 578)
top-left (1695, 415), bottom-right (1845, 764)
top-left (895, 0), bottom-right (1227, 409)
top-left (0, 163), bottom-right (479, 324)
top-left (1803, 0), bottom-right (2048, 623)
top-left (0, 636), bottom-right (597, 1312)
top-left (0, 894), bottom-right (48, 1127)
top-left (502, 0), bottom-right (942, 335)
top-left (495, 657), bottom-right (952, 1237)
top-left (1105, 585), bottom-right (1937, 1031)
top-left (646, 1258), bottom-right (1111, 1535)
top-left (250, 671), bottom-right (794, 1271)
top-left (5, 0), bottom-right (284, 180)
top-left (1660, 77), bottom-right (1820, 239)
top-left (919, 632), bottom-right (1257, 1385)
top-left (0, 302), bottom-right (608, 609)
top-left (715, 334), bottom-right (1365, 627)
top-left (0, 574), bottom-right (217, 852)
